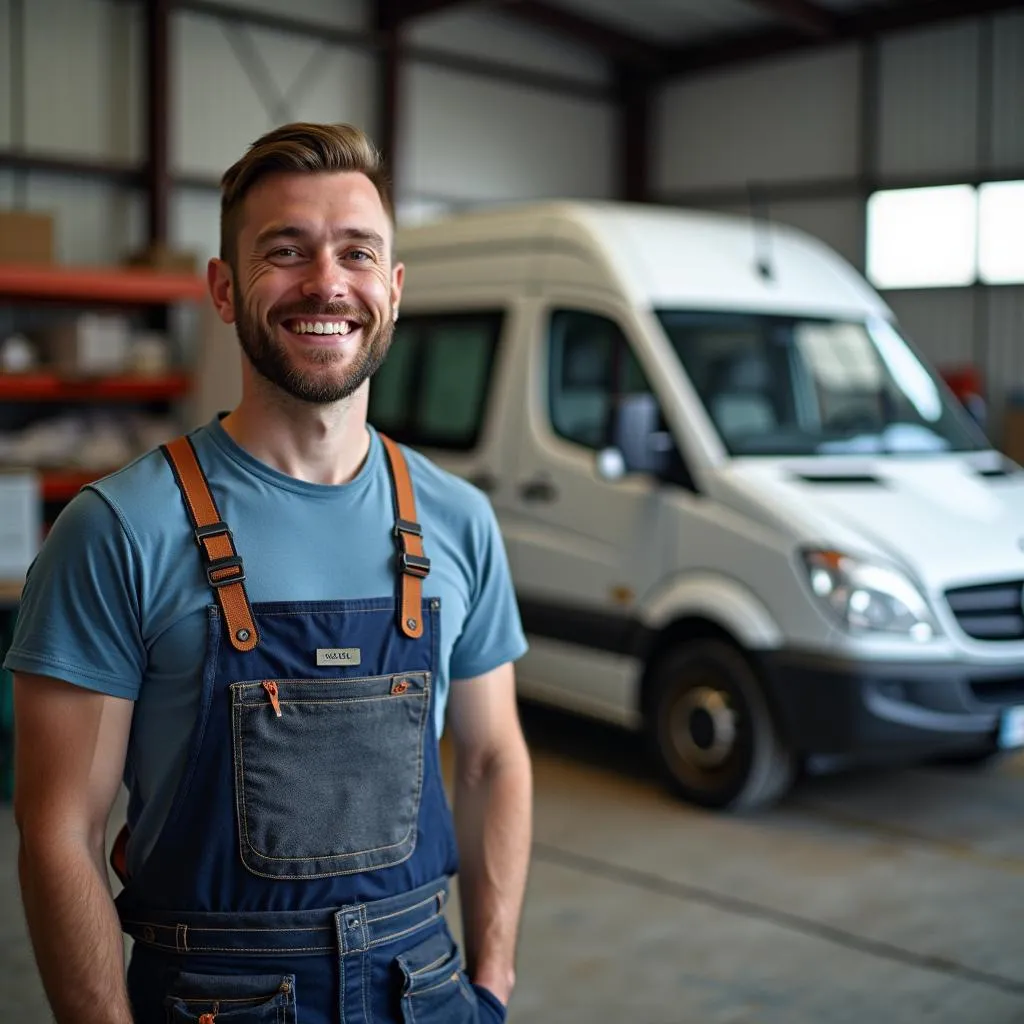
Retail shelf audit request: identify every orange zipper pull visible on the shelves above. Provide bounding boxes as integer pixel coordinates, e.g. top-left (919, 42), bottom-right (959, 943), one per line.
top-left (262, 681), bottom-right (282, 717)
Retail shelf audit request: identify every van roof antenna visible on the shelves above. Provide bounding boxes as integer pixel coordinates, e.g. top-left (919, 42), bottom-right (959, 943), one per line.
top-left (748, 182), bottom-right (776, 283)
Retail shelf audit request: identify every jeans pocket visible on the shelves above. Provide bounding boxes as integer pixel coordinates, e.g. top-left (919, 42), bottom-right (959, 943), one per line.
top-left (231, 672), bottom-right (430, 878)
top-left (471, 983), bottom-right (508, 1024)
top-left (163, 971), bottom-right (296, 1023)
top-left (396, 929), bottom-right (478, 1024)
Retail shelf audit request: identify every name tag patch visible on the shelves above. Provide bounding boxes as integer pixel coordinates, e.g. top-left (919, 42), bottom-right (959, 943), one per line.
top-left (316, 648), bottom-right (362, 667)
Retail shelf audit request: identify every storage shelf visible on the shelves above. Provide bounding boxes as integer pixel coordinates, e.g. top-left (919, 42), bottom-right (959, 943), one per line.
top-left (0, 372), bottom-right (191, 402)
top-left (0, 264), bottom-right (207, 305)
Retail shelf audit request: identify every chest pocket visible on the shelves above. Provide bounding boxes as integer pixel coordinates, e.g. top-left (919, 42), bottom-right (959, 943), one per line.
top-left (230, 672), bottom-right (430, 878)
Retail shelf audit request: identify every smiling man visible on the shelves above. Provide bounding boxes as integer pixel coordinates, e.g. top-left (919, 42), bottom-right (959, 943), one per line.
top-left (7, 123), bottom-right (533, 1024)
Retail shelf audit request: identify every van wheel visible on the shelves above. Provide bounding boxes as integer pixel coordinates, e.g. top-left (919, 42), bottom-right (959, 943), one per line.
top-left (647, 639), bottom-right (795, 811)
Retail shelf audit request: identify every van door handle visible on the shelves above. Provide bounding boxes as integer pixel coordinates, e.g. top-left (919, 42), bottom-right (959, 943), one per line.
top-left (519, 477), bottom-right (558, 503)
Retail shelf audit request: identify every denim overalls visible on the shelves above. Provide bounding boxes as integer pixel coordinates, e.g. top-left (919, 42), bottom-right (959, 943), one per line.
top-left (111, 433), bottom-right (502, 1024)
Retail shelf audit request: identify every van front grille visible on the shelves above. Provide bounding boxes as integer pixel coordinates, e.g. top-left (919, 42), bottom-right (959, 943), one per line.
top-left (945, 580), bottom-right (1024, 641)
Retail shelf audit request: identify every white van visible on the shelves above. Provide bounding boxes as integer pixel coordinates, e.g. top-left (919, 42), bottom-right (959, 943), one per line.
top-left (370, 200), bottom-right (1024, 810)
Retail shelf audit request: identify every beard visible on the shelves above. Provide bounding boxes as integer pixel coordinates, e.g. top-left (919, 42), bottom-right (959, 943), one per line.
top-left (234, 295), bottom-right (394, 405)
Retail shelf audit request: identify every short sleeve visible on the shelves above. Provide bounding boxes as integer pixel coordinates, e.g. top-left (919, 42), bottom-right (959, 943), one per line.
top-left (3, 488), bottom-right (145, 699)
top-left (448, 495), bottom-right (528, 681)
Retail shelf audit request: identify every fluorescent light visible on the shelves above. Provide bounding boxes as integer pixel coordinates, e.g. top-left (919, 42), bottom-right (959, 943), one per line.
top-left (867, 185), bottom-right (977, 289)
top-left (979, 181), bottom-right (1024, 285)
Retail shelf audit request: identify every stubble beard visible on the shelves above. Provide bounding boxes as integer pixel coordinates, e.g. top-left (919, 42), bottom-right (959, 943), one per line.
top-left (235, 296), bottom-right (394, 405)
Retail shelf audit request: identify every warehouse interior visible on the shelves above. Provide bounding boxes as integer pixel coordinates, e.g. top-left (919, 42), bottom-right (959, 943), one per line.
top-left (1, 0), bottom-right (1024, 1021)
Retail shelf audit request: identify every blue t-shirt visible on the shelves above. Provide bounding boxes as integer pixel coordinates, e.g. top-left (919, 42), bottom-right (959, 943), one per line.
top-left (5, 419), bottom-right (527, 875)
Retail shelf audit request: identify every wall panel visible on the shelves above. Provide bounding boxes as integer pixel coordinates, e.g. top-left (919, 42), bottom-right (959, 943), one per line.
top-left (991, 11), bottom-right (1024, 171)
top-left (763, 197), bottom-right (865, 272)
top-left (22, 0), bottom-right (144, 162)
top-left (401, 65), bottom-right (614, 206)
top-left (173, 11), bottom-right (377, 178)
top-left (171, 188), bottom-right (221, 266)
top-left (0, 0), bottom-right (11, 149)
top-left (876, 22), bottom-right (979, 178)
top-left (654, 46), bottom-right (861, 195)
top-left (23, 175), bottom-right (146, 266)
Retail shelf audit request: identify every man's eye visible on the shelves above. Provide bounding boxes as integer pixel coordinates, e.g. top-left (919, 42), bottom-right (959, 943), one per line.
top-left (270, 247), bottom-right (300, 258)
top-left (346, 250), bottom-right (373, 262)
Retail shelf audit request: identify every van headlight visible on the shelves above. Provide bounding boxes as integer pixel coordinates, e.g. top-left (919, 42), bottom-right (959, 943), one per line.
top-left (801, 550), bottom-right (939, 641)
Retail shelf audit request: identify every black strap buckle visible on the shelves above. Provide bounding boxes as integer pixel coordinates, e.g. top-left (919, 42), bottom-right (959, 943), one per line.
top-left (195, 521), bottom-right (232, 547)
top-left (206, 555), bottom-right (245, 588)
top-left (394, 518), bottom-right (422, 538)
top-left (399, 552), bottom-right (431, 579)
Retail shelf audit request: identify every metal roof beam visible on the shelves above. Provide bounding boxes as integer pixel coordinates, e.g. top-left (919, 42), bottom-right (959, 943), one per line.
top-left (382, 0), bottom-right (485, 25)
top-left (666, 0), bottom-right (1024, 79)
top-left (502, 0), bottom-right (670, 70)
top-left (745, 0), bottom-right (836, 38)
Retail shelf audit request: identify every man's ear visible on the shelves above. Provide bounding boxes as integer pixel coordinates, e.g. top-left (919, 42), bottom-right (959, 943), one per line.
top-left (391, 262), bottom-right (405, 321)
top-left (208, 258), bottom-right (237, 325)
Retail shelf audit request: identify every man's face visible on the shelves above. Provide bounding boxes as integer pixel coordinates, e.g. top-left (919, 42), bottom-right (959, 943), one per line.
top-left (221, 171), bottom-right (403, 405)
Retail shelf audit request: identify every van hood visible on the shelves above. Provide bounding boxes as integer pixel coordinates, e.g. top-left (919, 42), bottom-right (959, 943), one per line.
top-left (713, 454), bottom-right (1024, 592)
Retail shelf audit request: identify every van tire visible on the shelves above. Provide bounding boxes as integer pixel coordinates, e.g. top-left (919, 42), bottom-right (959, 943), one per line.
top-left (647, 639), bottom-right (795, 811)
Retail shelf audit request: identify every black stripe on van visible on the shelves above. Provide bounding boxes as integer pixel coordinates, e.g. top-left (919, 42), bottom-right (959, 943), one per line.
top-left (517, 597), bottom-right (654, 659)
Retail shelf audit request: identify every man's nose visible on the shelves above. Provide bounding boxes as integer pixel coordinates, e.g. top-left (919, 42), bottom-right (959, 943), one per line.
top-left (300, 253), bottom-right (349, 304)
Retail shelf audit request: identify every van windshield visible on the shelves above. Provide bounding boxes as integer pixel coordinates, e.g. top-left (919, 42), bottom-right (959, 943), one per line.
top-left (656, 311), bottom-right (986, 456)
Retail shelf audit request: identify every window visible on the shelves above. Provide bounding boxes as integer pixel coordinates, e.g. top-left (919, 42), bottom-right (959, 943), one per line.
top-left (656, 310), bottom-right (984, 457)
top-left (866, 180), bottom-right (1024, 289)
top-left (368, 311), bottom-right (503, 450)
top-left (548, 310), bottom-right (652, 450)
top-left (867, 185), bottom-right (977, 290)
top-left (979, 181), bottom-right (1024, 285)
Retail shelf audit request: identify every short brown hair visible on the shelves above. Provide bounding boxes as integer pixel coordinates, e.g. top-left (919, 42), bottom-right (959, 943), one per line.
top-left (219, 122), bottom-right (394, 265)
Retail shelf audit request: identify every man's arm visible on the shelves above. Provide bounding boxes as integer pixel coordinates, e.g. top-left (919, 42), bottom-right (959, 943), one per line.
top-left (447, 661), bottom-right (533, 1007)
top-left (14, 673), bottom-right (134, 1024)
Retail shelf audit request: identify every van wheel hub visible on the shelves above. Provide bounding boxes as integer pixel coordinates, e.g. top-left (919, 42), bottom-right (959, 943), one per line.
top-left (671, 685), bottom-right (736, 768)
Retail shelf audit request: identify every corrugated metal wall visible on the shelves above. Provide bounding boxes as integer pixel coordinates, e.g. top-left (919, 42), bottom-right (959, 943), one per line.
top-left (654, 47), bottom-right (862, 194)
top-left (1, 0), bottom-right (617, 268)
top-left (876, 21), bottom-right (980, 177)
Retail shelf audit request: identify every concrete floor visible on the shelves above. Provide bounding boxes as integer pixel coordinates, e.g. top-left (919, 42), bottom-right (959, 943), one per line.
top-left (2, 703), bottom-right (1023, 1023)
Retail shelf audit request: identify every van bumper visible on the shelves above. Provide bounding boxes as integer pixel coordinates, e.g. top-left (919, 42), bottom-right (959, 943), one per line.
top-left (757, 650), bottom-right (1024, 758)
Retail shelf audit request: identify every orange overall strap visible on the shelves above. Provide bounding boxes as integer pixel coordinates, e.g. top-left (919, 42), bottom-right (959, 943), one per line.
top-left (162, 436), bottom-right (259, 653)
top-left (379, 434), bottom-right (429, 640)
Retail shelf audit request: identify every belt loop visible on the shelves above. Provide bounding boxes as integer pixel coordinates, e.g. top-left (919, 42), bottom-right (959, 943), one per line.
top-left (176, 923), bottom-right (188, 953)
top-left (336, 906), bottom-right (368, 955)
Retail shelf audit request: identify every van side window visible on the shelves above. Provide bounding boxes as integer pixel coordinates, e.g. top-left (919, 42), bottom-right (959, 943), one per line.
top-left (548, 310), bottom-right (652, 450)
top-left (369, 311), bottom-right (504, 450)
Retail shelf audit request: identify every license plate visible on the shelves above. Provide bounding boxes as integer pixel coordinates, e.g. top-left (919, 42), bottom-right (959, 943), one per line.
top-left (998, 706), bottom-right (1024, 750)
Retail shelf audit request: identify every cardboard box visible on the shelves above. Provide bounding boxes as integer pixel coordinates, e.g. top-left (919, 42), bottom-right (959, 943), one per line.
top-left (0, 210), bottom-right (55, 265)
top-left (124, 243), bottom-right (199, 275)
top-left (42, 313), bottom-right (132, 376)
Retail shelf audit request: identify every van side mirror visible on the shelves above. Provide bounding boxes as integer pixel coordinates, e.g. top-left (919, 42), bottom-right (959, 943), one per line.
top-left (596, 393), bottom-right (673, 481)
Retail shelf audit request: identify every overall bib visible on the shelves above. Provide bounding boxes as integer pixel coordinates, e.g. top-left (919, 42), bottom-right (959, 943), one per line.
top-left (112, 434), bottom-right (501, 1024)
